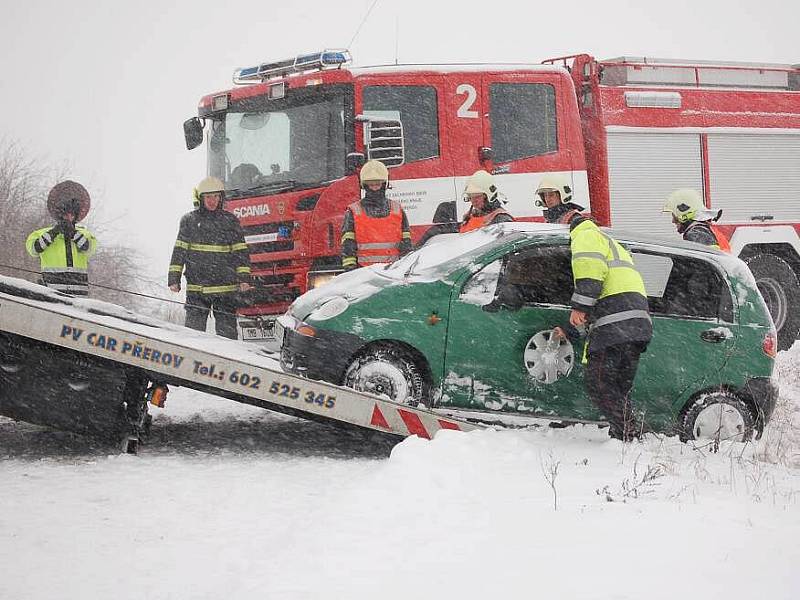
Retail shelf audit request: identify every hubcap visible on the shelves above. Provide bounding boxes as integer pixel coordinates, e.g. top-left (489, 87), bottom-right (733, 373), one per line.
top-left (351, 360), bottom-right (410, 403)
top-left (523, 330), bottom-right (574, 384)
top-left (693, 403), bottom-right (747, 442)
top-left (756, 277), bottom-right (788, 332)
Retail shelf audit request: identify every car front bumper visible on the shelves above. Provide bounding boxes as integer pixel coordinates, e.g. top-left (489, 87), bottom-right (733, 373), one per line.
top-left (279, 317), bottom-right (365, 385)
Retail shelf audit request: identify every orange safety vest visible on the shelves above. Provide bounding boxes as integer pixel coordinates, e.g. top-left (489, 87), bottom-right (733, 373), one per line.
top-left (459, 208), bottom-right (512, 233)
top-left (350, 200), bottom-right (404, 266)
top-left (710, 224), bottom-right (732, 253)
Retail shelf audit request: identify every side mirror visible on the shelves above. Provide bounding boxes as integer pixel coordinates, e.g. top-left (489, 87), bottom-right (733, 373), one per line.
top-left (346, 152), bottom-right (366, 174)
top-left (183, 117), bottom-right (205, 151)
top-left (363, 118), bottom-right (405, 167)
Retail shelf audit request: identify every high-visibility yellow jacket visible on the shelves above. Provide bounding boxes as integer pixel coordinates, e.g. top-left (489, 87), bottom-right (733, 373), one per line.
top-left (25, 224), bottom-right (97, 296)
top-left (569, 216), bottom-right (652, 353)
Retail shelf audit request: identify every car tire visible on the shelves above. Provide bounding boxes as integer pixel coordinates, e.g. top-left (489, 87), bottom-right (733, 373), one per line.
top-left (680, 392), bottom-right (755, 443)
top-left (745, 253), bottom-right (800, 351)
top-left (343, 346), bottom-right (426, 406)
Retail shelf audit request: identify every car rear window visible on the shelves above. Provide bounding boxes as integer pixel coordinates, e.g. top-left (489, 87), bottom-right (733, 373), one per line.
top-left (633, 251), bottom-right (733, 322)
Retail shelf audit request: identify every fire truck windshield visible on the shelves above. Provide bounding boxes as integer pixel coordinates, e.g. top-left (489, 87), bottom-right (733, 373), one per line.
top-left (208, 91), bottom-right (348, 197)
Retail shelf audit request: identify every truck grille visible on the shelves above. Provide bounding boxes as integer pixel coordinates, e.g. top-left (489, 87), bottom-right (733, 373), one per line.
top-left (242, 221), bottom-right (296, 253)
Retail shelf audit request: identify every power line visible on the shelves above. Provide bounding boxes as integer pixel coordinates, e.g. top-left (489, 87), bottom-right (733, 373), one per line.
top-left (348, 0), bottom-right (381, 50)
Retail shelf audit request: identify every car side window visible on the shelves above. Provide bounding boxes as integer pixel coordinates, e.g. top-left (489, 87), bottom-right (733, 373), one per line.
top-left (495, 245), bottom-right (573, 308)
top-left (460, 260), bottom-right (502, 306)
top-left (633, 251), bottom-right (733, 322)
top-left (362, 85), bottom-right (440, 163)
top-left (488, 83), bottom-right (558, 163)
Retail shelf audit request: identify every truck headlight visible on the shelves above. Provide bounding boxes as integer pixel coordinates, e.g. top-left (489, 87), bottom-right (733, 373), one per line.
top-left (307, 270), bottom-right (342, 290)
top-left (309, 296), bottom-right (349, 321)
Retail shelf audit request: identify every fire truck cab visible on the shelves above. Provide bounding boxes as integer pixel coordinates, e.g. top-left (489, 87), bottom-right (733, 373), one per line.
top-left (184, 50), bottom-right (800, 350)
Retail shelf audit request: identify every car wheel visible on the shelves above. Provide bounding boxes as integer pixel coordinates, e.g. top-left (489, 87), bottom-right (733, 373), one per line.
top-left (745, 254), bottom-right (800, 351)
top-left (343, 346), bottom-right (425, 406)
top-left (680, 392), bottom-right (755, 443)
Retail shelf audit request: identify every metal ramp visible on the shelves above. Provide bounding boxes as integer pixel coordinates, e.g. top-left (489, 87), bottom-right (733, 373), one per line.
top-left (0, 276), bottom-right (479, 451)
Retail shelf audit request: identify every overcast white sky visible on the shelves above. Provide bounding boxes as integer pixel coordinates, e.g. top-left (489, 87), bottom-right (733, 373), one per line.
top-left (1, 0), bottom-right (798, 288)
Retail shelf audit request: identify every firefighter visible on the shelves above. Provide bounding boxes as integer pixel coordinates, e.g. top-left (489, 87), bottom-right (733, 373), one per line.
top-left (341, 160), bottom-right (412, 270)
top-left (460, 170), bottom-right (514, 233)
top-left (26, 180), bottom-right (97, 296)
top-left (663, 188), bottom-right (731, 252)
top-left (168, 176), bottom-right (252, 339)
top-left (541, 175), bottom-right (653, 441)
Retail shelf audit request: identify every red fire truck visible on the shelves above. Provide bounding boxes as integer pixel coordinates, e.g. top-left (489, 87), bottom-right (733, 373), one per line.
top-left (183, 50), bottom-right (800, 349)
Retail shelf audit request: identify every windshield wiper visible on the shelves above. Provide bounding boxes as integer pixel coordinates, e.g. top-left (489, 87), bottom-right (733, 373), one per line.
top-left (226, 180), bottom-right (298, 198)
top-left (402, 254), bottom-right (421, 277)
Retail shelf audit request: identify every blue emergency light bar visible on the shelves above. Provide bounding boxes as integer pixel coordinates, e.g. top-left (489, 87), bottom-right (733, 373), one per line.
top-left (233, 49), bottom-right (352, 84)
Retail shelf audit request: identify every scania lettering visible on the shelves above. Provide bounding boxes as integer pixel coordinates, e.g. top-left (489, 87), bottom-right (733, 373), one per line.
top-left (184, 50), bottom-right (800, 349)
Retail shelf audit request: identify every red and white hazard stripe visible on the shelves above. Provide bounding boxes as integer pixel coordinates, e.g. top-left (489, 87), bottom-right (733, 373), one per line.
top-left (368, 402), bottom-right (478, 439)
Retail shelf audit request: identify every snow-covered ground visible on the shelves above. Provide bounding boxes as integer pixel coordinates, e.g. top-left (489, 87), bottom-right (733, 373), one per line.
top-left (1, 347), bottom-right (799, 599)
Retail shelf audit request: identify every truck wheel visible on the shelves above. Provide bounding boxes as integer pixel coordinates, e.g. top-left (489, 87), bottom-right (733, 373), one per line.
top-left (745, 254), bottom-right (800, 351)
top-left (343, 346), bottom-right (425, 406)
top-left (680, 392), bottom-right (755, 443)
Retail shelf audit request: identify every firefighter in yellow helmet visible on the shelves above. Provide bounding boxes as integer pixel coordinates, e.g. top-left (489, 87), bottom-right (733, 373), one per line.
top-left (25, 180), bottom-right (97, 296)
top-left (663, 188), bottom-right (730, 252)
top-left (460, 170), bottom-right (513, 232)
top-left (542, 173), bottom-right (653, 441)
top-left (168, 176), bottom-right (253, 339)
top-left (341, 160), bottom-right (412, 270)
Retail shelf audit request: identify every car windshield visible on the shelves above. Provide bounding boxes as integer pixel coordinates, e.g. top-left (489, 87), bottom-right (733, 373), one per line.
top-left (381, 226), bottom-right (525, 280)
top-left (208, 88), bottom-right (349, 196)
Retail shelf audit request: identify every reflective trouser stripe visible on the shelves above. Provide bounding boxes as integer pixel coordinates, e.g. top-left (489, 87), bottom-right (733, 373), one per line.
top-left (592, 310), bottom-right (652, 329)
top-left (571, 293), bottom-right (597, 306)
top-left (186, 284), bottom-right (238, 294)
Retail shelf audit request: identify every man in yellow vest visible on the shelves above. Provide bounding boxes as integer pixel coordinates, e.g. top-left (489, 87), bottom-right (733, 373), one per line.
top-left (341, 160), bottom-right (411, 270)
top-left (460, 170), bottom-right (513, 233)
top-left (540, 174), bottom-right (653, 441)
top-left (169, 177), bottom-right (252, 339)
top-left (26, 180), bottom-right (97, 296)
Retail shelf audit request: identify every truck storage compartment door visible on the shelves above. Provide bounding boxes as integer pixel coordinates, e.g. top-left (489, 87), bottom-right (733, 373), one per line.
top-left (606, 131), bottom-right (703, 237)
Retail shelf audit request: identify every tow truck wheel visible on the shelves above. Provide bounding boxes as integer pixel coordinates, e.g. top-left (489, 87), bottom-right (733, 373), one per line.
top-left (680, 392), bottom-right (755, 444)
top-left (343, 346), bottom-right (425, 406)
top-left (745, 254), bottom-right (800, 351)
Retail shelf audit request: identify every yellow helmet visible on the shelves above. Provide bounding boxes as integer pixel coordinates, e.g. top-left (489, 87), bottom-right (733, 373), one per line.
top-left (193, 176), bottom-right (225, 207)
top-left (359, 160), bottom-right (389, 186)
top-left (663, 188), bottom-right (703, 223)
top-left (535, 174), bottom-right (573, 207)
top-left (463, 170), bottom-right (499, 203)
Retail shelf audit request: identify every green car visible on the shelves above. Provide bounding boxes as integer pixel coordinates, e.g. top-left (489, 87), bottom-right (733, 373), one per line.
top-left (279, 223), bottom-right (778, 441)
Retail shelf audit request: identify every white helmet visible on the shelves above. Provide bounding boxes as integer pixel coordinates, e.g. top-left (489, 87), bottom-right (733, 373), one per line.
top-left (535, 174), bottom-right (573, 207)
top-left (663, 188), bottom-right (706, 223)
top-left (359, 160), bottom-right (389, 186)
top-left (193, 176), bottom-right (225, 207)
top-left (463, 170), bottom-right (499, 203)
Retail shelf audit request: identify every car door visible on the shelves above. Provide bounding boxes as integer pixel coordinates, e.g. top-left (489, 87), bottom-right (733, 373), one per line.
top-left (628, 249), bottom-right (738, 429)
top-left (442, 243), bottom-right (591, 417)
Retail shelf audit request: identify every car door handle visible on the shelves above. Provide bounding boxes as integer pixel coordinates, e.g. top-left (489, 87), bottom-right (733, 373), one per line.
top-left (700, 329), bottom-right (727, 343)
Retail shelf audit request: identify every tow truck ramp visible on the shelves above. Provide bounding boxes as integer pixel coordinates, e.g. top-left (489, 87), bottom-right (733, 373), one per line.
top-left (0, 276), bottom-right (479, 452)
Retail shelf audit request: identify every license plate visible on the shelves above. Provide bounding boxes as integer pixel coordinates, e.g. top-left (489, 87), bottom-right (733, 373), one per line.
top-left (240, 317), bottom-right (277, 341)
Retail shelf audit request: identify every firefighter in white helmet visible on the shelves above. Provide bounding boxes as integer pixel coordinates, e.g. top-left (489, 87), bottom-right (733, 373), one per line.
top-left (460, 170), bottom-right (514, 232)
top-left (168, 176), bottom-right (253, 339)
top-left (535, 174), bottom-right (583, 224)
top-left (662, 188), bottom-right (730, 252)
top-left (341, 160), bottom-right (412, 270)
